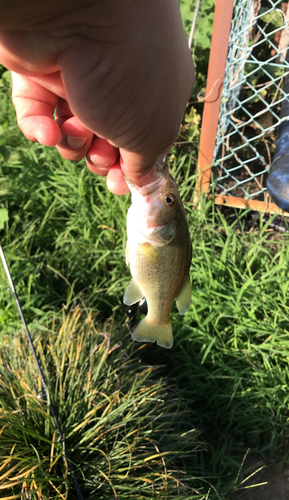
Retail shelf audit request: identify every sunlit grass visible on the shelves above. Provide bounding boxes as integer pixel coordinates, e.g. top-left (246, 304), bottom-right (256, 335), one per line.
top-left (0, 144), bottom-right (130, 317)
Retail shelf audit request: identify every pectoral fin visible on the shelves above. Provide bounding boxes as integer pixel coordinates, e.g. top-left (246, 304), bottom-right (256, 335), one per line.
top-left (175, 276), bottom-right (191, 315)
top-left (123, 279), bottom-right (144, 305)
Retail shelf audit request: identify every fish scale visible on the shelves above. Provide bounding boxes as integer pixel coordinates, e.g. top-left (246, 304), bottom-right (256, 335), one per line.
top-left (124, 163), bottom-right (192, 349)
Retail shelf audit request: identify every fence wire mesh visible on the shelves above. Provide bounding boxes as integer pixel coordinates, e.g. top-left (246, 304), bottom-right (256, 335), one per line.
top-left (212, 0), bottom-right (289, 203)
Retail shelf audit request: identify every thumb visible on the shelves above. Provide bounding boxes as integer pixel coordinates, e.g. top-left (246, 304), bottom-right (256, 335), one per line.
top-left (119, 148), bottom-right (170, 187)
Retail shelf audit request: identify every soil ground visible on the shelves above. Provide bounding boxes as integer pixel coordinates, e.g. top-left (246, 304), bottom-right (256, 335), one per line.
top-left (235, 460), bottom-right (289, 500)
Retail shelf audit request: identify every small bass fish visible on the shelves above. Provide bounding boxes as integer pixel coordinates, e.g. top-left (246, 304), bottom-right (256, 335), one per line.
top-left (123, 163), bottom-right (192, 349)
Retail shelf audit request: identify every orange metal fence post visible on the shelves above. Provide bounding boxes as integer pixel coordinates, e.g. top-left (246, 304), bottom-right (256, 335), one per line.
top-left (194, 0), bottom-right (234, 204)
top-left (193, 0), bottom-right (287, 216)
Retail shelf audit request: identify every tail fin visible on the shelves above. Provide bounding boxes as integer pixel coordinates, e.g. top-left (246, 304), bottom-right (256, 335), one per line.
top-left (131, 317), bottom-right (173, 349)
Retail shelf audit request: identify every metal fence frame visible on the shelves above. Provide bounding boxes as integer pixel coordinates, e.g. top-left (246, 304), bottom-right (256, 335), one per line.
top-left (194, 0), bottom-right (289, 215)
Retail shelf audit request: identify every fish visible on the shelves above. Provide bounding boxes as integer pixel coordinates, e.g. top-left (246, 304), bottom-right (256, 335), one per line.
top-left (123, 162), bottom-right (192, 349)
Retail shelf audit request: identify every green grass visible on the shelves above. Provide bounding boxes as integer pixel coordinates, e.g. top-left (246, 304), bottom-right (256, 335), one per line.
top-left (172, 205), bottom-right (289, 452)
top-left (2, 54), bottom-right (289, 498)
top-left (3, 150), bottom-right (129, 314)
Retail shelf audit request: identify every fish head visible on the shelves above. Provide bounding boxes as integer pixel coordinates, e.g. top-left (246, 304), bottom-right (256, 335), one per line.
top-left (126, 163), bottom-right (182, 245)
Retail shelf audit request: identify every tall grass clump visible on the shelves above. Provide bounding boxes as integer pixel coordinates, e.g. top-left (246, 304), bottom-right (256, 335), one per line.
top-left (0, 307), bottom-right (210, 499)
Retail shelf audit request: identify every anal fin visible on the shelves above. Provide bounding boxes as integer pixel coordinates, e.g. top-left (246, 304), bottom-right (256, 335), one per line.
top-left (123, 279), bottom-right (144, 306)
top-left (175, 275), bottom-right (191, 315)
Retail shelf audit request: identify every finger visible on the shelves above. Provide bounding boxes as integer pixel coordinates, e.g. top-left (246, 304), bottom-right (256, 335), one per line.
top-left (31, 72), bottom-right (66, 100)
top-left (12, 72), bottom-right (62, 145)
top-left (119, 147), bottom-right (172, 187)
top-left (55, 97), bottom-right (73, 125)
top-left (85, 138), bottom-right (119, 176)
top-left (106, 162), bottom-right (130, 195)
top-left (56, 116), bottom-right (94, 161)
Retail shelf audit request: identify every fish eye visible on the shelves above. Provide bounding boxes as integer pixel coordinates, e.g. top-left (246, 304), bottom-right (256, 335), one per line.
top-left (163, 193), bottom-right (176, 206)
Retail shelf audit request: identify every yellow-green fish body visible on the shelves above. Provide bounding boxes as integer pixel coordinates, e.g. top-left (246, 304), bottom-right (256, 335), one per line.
top-left (124, 163), bottom-right (192, 349)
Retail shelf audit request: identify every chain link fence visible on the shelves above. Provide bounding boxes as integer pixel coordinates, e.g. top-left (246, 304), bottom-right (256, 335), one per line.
top-left (211, 0), bottom-right (289, 208)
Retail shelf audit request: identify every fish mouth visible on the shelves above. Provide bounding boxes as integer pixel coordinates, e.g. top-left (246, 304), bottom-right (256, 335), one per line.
top-left (125, 163), bottom-right (169, 196)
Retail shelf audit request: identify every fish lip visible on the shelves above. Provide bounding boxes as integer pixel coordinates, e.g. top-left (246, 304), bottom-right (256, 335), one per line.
top-left (125, 163), bottom-right (168, 195)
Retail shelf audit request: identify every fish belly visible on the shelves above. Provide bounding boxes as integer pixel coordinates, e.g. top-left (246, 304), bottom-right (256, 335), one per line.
top-left (133, 238), bottom-right (188, 323)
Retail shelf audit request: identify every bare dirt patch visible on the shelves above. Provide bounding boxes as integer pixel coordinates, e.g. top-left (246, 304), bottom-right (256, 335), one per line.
top-left (234, 460), bottom-right (289, 500)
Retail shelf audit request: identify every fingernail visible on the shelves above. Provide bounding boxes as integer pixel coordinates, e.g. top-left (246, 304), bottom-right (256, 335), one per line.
top-left (157, 154), bottom-right (167, 162)
top-left (87, 155), bottom-right (111, 168)
top-left (66, 136), bottom-right (87, 149)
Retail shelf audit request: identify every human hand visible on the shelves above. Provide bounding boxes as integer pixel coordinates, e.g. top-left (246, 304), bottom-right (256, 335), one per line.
top-left (0, 0), bottom-right (195, 194)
